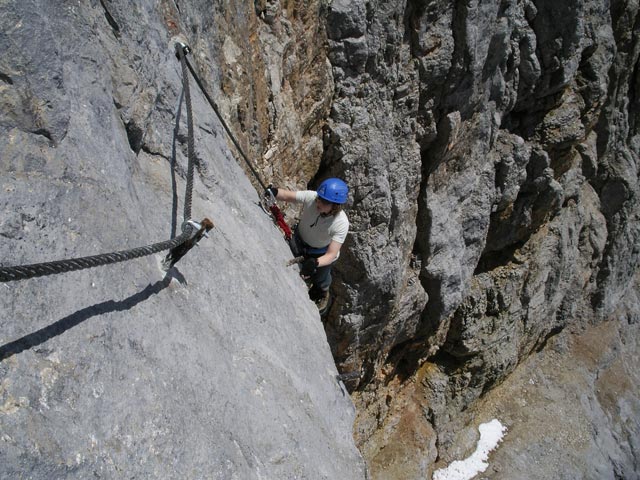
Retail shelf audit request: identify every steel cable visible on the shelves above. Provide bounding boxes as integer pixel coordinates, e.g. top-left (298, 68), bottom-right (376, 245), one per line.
top-left (177, 45), bottom-right (196, 220)
top-left (0, 45), bottom-right (202, 283)
top-left (181, 50), bottom-right (296, 242)
top-left (182, 55), bottom-right (268, 191)
top-left (0, 231), bottom-right (192, 282)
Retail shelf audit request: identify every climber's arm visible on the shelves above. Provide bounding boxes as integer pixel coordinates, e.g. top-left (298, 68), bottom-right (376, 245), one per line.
top-left (317, 240), bottom-right (342, 268)
top-left (275, 189), bottom-right (298, 203)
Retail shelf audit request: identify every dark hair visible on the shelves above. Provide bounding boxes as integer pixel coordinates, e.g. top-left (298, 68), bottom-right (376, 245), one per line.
top-left (329, 203), bottom-right (343, 216)
top-left (317, 195), bottom-right (343, 216)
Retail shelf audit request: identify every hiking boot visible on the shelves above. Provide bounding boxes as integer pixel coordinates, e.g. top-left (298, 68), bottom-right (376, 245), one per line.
top-left (315, 290), bottom-right (331, 315)
top-left (308, 285), bottom-right (324, 301)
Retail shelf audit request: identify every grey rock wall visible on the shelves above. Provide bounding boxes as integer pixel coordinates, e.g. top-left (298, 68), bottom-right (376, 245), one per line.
top-left (316, 0), bottom-right (639, 478)
top-left (322, 0), bottom-right (429, 380)
top-left (0, 1), bottom-right (365, 478)
top-left (323, 0), bottom-right (637, 382)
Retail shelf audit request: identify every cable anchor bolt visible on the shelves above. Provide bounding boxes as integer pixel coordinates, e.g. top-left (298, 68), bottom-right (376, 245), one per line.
top-left (174, 42), bottom-right (192, 60)
top-left (162, 217), bottom-right (214, 271)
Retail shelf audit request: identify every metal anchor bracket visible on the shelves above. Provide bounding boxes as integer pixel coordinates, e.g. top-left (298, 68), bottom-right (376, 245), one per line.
top-left (162, 217), bottom-right (214, 271)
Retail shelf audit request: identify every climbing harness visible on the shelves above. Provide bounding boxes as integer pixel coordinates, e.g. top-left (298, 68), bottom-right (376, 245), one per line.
top-left (176, 43), bottom-right (293, 240)
top-left (287, 225), bottom-right (328, 258)
top-left (0, 43), bottom-right (213, 283)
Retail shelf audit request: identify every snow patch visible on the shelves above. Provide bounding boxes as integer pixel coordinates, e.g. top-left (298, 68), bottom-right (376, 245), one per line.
top-left (432, 419), bottom-right (507, 480)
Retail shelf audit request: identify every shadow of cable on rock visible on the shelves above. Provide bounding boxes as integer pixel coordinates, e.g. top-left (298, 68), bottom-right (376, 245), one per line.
top-left (0, 269), bottom-right (185, 362)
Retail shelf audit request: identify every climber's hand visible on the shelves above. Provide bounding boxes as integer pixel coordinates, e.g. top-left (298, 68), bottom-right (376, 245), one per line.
top-left (300, 258), bottom-right (318, 277)
top-left (264, 185), bottom-right (278, 200)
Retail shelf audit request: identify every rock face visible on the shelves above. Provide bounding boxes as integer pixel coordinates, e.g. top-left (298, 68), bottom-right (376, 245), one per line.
top-left (316, 0), bottom-right (639, 478)
top-left (322, 0), bottom-right (638, 378)
top-left (1, 0), bottom-right (639, 479)
top-left (0, 1), bottom-right (365, 478)
top-left (438, 304), bottom-right (640, 480)
top-left (200, 0), bottom-right (334, 200)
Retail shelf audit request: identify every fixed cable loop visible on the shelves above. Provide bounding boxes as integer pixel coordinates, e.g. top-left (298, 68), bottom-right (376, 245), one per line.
top-left (0, 43), bottom-right (212, 283)
top-left (181, 220), bottom-right (198, 238)
top-left (174, 42), bottom-right (191, 60)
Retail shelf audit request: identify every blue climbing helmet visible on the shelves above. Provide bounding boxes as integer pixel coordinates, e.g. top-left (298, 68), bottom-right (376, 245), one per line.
top-left (317, 178), bottom-right (349, 204)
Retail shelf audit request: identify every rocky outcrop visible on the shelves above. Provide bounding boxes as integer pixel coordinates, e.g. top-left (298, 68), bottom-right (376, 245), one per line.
top-left (0, 1), bottom-right (365, 478)
top-left (322, 0), bottom-right (636, 377)
top-left (316, 0), bottom-right (639, 478)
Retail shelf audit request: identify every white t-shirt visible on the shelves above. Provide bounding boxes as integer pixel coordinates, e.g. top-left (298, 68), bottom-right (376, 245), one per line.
top-left (295, 190), bottom-right (349, 248)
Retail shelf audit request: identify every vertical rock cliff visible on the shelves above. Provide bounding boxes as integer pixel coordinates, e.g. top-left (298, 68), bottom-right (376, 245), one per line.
top-left (320, 1), bottom-right (639, 478)
top-left (2, 0), bottom-right (638, 479)
top-left (0, 1), bottom-right (365, 478)
top-left (206, 0), bottom-right (639, 478)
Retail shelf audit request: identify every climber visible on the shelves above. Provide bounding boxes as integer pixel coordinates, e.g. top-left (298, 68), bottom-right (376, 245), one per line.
top-left (265, 178), bottom-right (350, 314)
